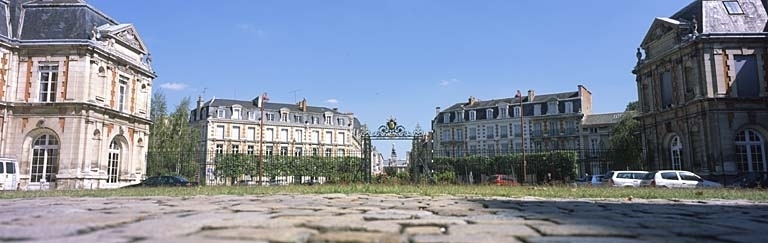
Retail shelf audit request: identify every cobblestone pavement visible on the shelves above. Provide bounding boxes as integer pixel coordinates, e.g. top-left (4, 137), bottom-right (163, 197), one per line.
top-left (1, 194), bottom-right (767, 243)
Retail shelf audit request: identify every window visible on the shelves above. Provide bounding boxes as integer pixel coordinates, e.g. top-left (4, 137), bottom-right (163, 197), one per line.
top-left (442, 129), bottom-right (451, 141)
top-left (679, 171), bottom-right (701, 181)
top-left (455, 111), bottom-right (463, 122)
top-left (324, 131), bottom-right (333, 144)
top-left (295, 130), bottom-right (304, 142)
top-left (339, 132), bottom-right (346, 144)
top-left (246, 127), bottom-right (256, 141)
top-left (590, 138), bottom-right (599, 155)
top-left (661, 172), bottom-right (679, 180)
top-left (661, 71), bottom-right (673, 108)
top-left (325, 148), bottom-right (332, 157)
top-left (312, 147), bottom-right (319, 156)
top-left (294, 147), bottom-right (303, 156)
top-left (548, 102), bottom-right (557, 115)
top-left (265, 128), bottom-right (274, 141)
top-left (280, 146), bottom-right (288, 156)
top-left (311, 116), bottom-right (319, 124)
top-left (500, 125), bottom-right (508, 138)
top-left (443, 113), bottom-right (450, 123)
top-left (280, 129), bottom-right (289, 142)
top-left (215, 144), bottom-right (224, 154)
top-left (500, 106), bottom-right (509, 118)
top-left (670, 136), bottom-right (683, 170)
top-left (723, 1), bottom-right (744, 14)
top-left (513, 124), bottom-right (522, 136)
top-left (325, 116), bottom-right (332, 125)
top-left (486, 109), bottom-right (494, 119)
top-left (456, 129), bottom-right (463, 140)
top-left (513, 107), bottom-right (521, 117)
top-left (549, 121), bottom-right (558, 136)
top-left (533, 123), bottom-right (542, 137)
top-left (338, 149), bottom-right (346, 156)
top-left (265, 113), bottom-right (275, 121)
top-left (107, 140), bottom-right (120, 184)
top-left (215, 125), bottom-right (225, 139)
top-left (533, 105), bottom-right (541, 116)
top-left (280, 113), bottom-right (288, 122)
top-left (589, 127), bottom-right (598, 134)
top-left (469, 111), bottom-right (476, 121)
top-left (565, 102), bottom-right (573, 113)
top-left (294, 114), bottom-right (303, 123)
top-left (312, 131), bottom-right (320, 143)
top-left (118, 76), bottom-right (128, 112)
top-left (217, 109), bottom-right (225, 118)
top-left (232, 108), bottom-right (241, 119)
top-left (735, 129), bottom-right (766, 172)
top-left (469, 145), bottom-right (477, 155)
top-left (265, 147), bottom-right (273, 156)
top-left (486, 126), bottom-right (494, 139)
top-left (248, 111), bottom-right (256, 120)
top-left (469, 127), bottom-right (477, 140)
top-left (499, 143), bottom-right (509, 154)
top-left (337, 118), bottom-right (345, 126)
top-left (38, 64), bottom-right (58, 102)
top-left (566, 121), bottom-right (575, 135)
top-left (247, 145), bottom-right (255, 155)
top-left (231, 145), bottom-right (240, 154)
top-left (734, 55), bottom-right (760, 98)
top-left (231, 126), bottom-right (241, 140)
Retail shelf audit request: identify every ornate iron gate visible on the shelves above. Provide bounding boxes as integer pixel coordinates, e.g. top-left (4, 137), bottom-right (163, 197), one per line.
top-left (361, 117), bottom-right (425, 183)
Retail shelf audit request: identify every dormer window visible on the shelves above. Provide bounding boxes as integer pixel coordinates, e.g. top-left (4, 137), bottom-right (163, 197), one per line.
top-left (486, 109), bottom-right (494, 120)
top-left (443, 113), bottom-right (450, 123)
top-left (325, 115), bottom-right (332, 125)
top-left (469, 111), bottom-right (477, 121)
top-left (293, 114), bottom-right (303, 123)
top-left (248, 111), bottom-right (256, 120)
top-left (216, 109), bottom-right (225, 118)
top-left (513, 107), bottom-right (521, 117)
top-left (500, 105), bottom-right (509, 118)
top-left (565, 102), bottom-right (573, 113)
top-left (232, 108), bottom-right (241, 119)
top-left (265, 113), bottom-right (275, 121)
top-left (337, 117), bottom-right (345, 126)
top-left (455, 111), bottom-right (463, 122)
top-left (534, 104), bottom-right (542, 116)
top-left (548, 101), bottom-right (558, 115)
top-left (312, 116), bottom-right (319, 124)
top-left (280, 113), bottom-right (288, 122)
top-left (723, 1), bottom-right (744, 15)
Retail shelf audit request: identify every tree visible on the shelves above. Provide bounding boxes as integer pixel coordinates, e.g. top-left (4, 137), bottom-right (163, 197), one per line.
top-left (609, 101), bottom-right (642, 170)
top-left (215, 154), bottom-right (257, 185)
top-left (147, 93), bottom-right (201, 181)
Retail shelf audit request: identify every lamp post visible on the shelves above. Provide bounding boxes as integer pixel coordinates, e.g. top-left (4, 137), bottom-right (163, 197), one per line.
top-left (257, 92), bottom-right (269, 184)
top-left (518, 90), bottom-right (527, 184)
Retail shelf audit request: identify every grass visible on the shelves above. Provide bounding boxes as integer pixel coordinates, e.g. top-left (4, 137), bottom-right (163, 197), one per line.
top-left (3, 184), bottom-right (768, 201)
top-left (0, 184), bottom-right (768, 202)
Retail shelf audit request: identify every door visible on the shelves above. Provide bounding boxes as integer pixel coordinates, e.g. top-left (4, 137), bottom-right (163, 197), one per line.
top-left (1, 161), bottom-right (19, 190)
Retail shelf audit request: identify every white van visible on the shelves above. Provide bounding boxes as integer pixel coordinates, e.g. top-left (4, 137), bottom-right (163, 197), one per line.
top-left (0, 158), bottom-right (19, 190)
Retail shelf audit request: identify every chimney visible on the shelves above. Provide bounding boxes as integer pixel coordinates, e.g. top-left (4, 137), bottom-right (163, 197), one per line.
top-left (333, 108), bottom-right (338, 111)
top-left (296, 98), bottom-right (308, 112)
top-left (467, 96), bottom-right (477, 106)
top-left (435, 106), bottom-right (441, 116)
top-left (527, 90), bottom-right (535, 102)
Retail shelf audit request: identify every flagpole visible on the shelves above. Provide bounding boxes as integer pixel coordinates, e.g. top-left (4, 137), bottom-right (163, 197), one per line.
top-left (519, 90), bottom-right (526, 185)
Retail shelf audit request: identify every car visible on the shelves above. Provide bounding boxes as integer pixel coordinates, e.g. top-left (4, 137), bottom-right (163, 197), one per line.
top-left (605, 170), bottom-right (648, 187)
top-left (123, 175), bottom-right (197, 188)
top-left (639, 170), bottom-right (722, 188)
top-left (0, 158), bottom-right (19, 191)
top-left (488, 174), bottom-right (519, 186)
top-left (573, 174), bottom-right (605, 187)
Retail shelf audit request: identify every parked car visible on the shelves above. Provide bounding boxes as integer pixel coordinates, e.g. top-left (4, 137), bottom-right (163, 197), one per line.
top-left (488, 174), bottom-right (519, 186)
top-left (0, 158), bottom-right (19, 191)
top-left (573, 174), bottom-right (605, 187)
top-left (605, 170), bottom-right (648, 187)
top-left (728, 172), bottom-right (768, 189)
top-left (123, 175), bottom-right (197, 188)
top-left (639, 170), bottom-right (722, 188)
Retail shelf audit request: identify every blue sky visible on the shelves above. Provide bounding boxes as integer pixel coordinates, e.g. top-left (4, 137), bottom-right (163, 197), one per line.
top-left (90, 0), bottom-right (691, 157)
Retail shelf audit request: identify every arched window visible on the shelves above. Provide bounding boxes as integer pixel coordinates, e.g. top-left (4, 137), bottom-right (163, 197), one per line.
top-left (670, 136), bottom-right (682, 170)
top-left (108, 140), bottom-right (121, 183)
top-left (31, 134), bottom-right (59, 183)
top-left (735, 129), bottom-right (766, 172)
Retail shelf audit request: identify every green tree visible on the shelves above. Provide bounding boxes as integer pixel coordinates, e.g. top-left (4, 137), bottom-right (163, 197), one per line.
top-left (609, 101), bottom-right (642, 170)
top-left (215, 154), bottom-right (257, 185)
top-left (147, 92), bottom-right (201, 181)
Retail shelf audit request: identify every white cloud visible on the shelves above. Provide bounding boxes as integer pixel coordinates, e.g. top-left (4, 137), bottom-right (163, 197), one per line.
top-left (439, 78), bottom-right (460, 86)
top-left (326, 98), bottom-right (339, 104)
top-left (159, 82), bottom-right (188, 91)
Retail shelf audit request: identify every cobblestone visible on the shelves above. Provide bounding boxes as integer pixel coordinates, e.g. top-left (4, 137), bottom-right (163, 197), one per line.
top-left (1, 194), bottom-right (766, 242)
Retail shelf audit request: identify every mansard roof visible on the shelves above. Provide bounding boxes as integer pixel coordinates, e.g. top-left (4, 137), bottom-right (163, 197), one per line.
top-left (641, 0), bottom-right (768, 46)
top-left (440, 90), bottom-right (579, 113)
top-left (204, 98), bottom-right (352, 116)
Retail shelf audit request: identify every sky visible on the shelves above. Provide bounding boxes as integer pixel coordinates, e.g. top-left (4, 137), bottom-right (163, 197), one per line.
top-left (89, 0), bottom-right (692, 158)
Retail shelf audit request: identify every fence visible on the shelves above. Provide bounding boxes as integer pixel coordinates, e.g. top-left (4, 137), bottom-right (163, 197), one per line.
top-left (146, 148), bottom-right (624, 186)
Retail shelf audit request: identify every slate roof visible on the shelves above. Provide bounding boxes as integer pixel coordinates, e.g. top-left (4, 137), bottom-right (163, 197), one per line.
top-left (2, 0), bottom-right (118, 40)
top-left (440, 91), bottom-right (579, 113)
top-left (204, 98), bottom-right (349, 115)
top-left (655, 0), bottom-right (768, 36)
top-left (582, 111), bottom-right (639, 126)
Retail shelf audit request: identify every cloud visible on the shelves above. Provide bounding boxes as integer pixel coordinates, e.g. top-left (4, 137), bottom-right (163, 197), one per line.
top-left (326, 98), bottom-right (339, 104)
top-left (439, 78), bottom-right (460, 86)
top-left (159, 82), bottom-right (188, 91)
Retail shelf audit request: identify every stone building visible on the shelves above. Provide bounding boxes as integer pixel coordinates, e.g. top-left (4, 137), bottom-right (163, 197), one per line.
top-left (432, 85), bottom-right (593, 156)
top-left (189, 96), bottom-right (365, 182)
top-left (0, 0), bottom-right (155, 189)
top-left (633, 0), bottom-right (768, 175)
top-left (580, 111), bottom-right (636, 175)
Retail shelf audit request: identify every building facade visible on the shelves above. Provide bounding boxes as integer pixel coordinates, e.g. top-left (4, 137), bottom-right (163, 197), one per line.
top-left (634, 0), bottom-right (768, 175)
top-left (190, 97), bottom-right (365, 181)
top-left (432, 85), bottom-right (593, 156)
top-left (580, 111), bottom-right (635, 175)
top-left (0, 0), bottom-right (155, 190)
